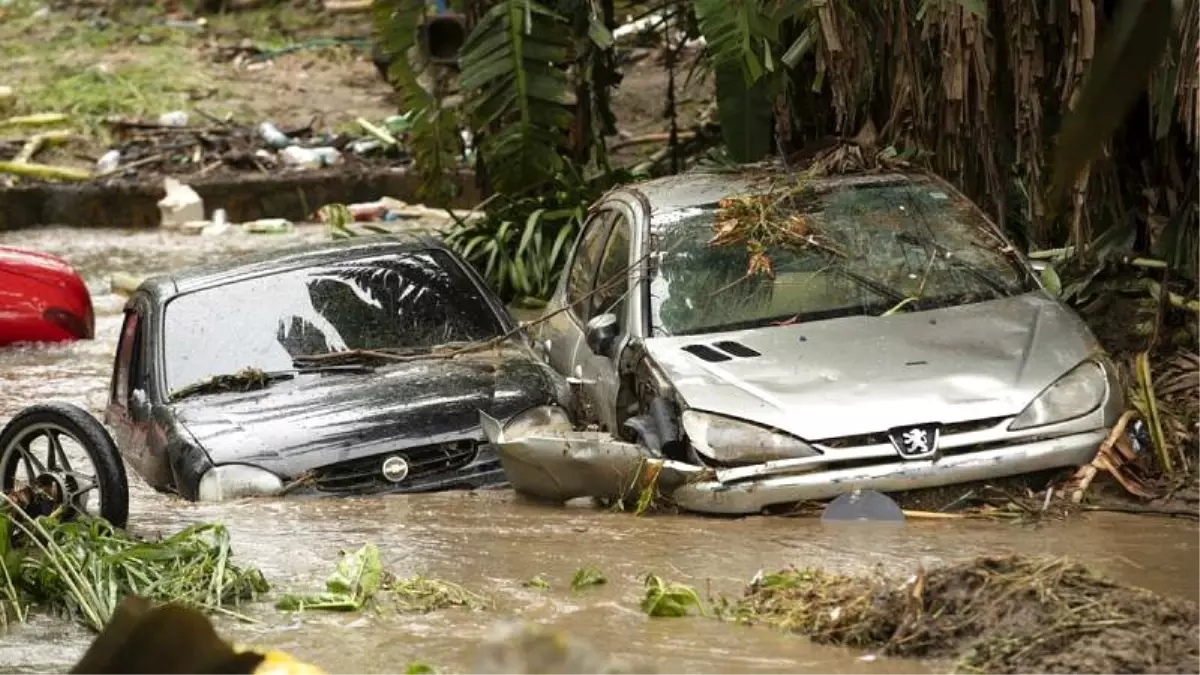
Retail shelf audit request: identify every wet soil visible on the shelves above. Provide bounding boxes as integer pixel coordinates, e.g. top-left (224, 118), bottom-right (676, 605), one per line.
top-left (0, 226), bottom-right (1197, 673)
top-left (737, 555), bottom-right (1199, 674)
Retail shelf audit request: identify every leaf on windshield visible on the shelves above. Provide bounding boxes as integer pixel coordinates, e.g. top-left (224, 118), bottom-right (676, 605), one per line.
top-left (168, 367), bottom-right (281, 402)
top-left (709, 183), bottom-right (845, 278)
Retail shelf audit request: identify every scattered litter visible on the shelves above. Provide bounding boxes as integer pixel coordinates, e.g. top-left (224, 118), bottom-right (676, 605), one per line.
top-left (157, 110), bottom-right (189, 127)
top-left (157, 177), bottom-right (204, 228)
top-left (95, 149), bottom-right (120, 173)
top-left (202, 208), bottom-right (230, 237)
top-left (242, 218), bottom-right (294, 235)
top-left (110, 272), bottom-right (143, 297)
top-left (257, 121), bottom-right (292, 149)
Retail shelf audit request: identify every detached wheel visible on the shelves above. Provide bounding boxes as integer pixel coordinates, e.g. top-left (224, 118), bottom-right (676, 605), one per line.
top-left (0, 403), bottom-right (130, 528)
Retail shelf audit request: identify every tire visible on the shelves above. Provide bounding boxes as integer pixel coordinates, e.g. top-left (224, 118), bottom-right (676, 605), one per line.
top-left (0, 402), bottom-right (130, 529)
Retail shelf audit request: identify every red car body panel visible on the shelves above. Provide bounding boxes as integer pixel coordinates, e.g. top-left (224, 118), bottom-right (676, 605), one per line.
top-left (0, 246), bottom-right (94, 346)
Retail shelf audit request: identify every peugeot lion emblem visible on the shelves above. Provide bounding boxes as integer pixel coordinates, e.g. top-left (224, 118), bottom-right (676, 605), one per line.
top-left (888, 424), bottom-right (941, 460)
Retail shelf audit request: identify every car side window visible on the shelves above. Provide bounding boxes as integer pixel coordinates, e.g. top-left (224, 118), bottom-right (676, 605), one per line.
top-left (591, 213), bottom-right (632, 331)
top-left (566, 210), bottom-right (615, 322)
top-left (111, 309), bottom-right (142, 406)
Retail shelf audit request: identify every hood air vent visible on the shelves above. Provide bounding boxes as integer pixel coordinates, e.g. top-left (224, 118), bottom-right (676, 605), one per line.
top-left (681, 344), bottom-right (731, 362)
top-left (713, 340), bottom-right (760, 358)
top-left (681, 340), bottom-right (762, 363)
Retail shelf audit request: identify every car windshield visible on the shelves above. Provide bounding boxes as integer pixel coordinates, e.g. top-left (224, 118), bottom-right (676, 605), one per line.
top-left (163, 249), bottom-right (505, 394)
top-left (648, 179), bottom-right (1035, 336)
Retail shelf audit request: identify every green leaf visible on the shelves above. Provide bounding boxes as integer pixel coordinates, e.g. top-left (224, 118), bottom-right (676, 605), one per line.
top-left (712, 62), bottom-right (774, 162)
top-left (1039, 263), bottom-right (1062, 297)
top-left (276, 544), bottom-right (382, 612)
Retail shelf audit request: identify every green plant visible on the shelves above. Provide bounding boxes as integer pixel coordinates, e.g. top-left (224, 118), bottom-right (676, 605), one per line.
top-left (1, 501), bottom-right (267, 632)
top-left (570, 565), bottom-right (607, 590)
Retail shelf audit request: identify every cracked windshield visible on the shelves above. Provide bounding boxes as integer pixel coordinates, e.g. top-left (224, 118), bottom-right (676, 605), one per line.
top-left (650, 181), bottom-right (1035, 336)
top-left (0, 0), bottom-right (1195, 674)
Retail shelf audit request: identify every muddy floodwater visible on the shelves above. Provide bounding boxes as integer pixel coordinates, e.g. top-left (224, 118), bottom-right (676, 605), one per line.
top-left (0, 226), bottom-right (1197, 674)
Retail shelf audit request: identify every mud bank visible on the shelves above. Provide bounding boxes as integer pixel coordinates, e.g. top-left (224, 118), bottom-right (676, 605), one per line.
top-left (0, 167), bottom-right (480, 230)
top-left (734, 554), bottom-right (1200, 674)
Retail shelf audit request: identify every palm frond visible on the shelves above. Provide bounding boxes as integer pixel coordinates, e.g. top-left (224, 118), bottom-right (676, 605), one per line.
top-left (459, 0), bottom-right (574, 196)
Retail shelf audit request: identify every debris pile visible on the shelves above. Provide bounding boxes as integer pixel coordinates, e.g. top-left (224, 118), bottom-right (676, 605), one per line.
top-left (0, 498), bottom-right (268, 632)
top-left (731, 554), bottom-right (1200, 674)
top-left (94, 112), bottom-right (418, 179)
top-left (710, 184), bottom-right (842, 277)
top-left (0, 105), bottom-right (470, 184)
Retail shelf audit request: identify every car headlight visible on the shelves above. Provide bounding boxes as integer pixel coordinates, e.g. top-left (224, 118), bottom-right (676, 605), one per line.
top-left (503, 405), bottom-right (574, 436)
top-left (1009, 360), bottom-right (1107, 431)
top-left (198, 464), bottom-right (284, 502)
top-left (681, 410), bottom-right (820, 464)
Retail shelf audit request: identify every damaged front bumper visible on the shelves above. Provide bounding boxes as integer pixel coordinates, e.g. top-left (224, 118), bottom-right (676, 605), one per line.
top-left (482, 408), bottom-right (1107, 515)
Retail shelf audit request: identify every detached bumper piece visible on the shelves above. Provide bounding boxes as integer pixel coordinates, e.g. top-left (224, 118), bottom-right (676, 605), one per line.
top-left (482, 408), bottom-right (1106, 515)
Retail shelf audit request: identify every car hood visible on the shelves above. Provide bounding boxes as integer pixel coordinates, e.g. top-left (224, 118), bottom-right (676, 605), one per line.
top-left (643, 292), bottom-right (1100, 441)
top-left (171, 348), bottom-right (564, 477)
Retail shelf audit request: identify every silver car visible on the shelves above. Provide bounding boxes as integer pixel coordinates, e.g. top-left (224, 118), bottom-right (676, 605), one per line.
top-left (481, 169), bottom-right (1123, 515)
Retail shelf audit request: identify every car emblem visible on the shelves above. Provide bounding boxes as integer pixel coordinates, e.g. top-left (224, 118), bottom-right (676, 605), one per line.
top-left (888, 424), bottom-right (941, 460)
top-left (380, 455), bottom-right (410, 483)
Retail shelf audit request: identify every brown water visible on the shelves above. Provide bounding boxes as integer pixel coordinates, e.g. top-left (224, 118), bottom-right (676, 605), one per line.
top-left (0, 226), bottom-right (1197, 674)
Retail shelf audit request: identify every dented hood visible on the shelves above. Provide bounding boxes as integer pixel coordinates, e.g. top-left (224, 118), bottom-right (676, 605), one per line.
top-left (643, 292), bottom-right (1100, 441)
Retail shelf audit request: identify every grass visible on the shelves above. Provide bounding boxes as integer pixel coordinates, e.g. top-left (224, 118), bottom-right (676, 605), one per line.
top-left (0, 499), bottom-right (268, 633)
top-left (0, 0), bottom-right (375, 148)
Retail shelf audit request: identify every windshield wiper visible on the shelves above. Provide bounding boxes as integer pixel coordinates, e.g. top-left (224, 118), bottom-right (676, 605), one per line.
top-left (832, 267), bottom-right (908, 303)
top-left (895, 229), bottom-right (1018, 297)
top-left (170, 364), bottom-right (375, 402)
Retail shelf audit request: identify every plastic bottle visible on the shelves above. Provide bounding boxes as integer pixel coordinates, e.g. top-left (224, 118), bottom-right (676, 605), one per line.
top-left (258, 121), bottom-right (292, 149)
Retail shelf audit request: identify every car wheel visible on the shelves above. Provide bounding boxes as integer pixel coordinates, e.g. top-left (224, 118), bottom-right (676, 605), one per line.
top-left (0, 402), bottom-right (130, 528)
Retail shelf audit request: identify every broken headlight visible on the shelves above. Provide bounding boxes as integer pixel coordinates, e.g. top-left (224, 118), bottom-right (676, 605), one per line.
top-left (681, 411), bottom-right (820, 465)
top-left (503, 404), bottom-right (574, 436)
top-left (1009, 360), bottom-right (1107, 431)
top-left (197, 464), bottom-right (284, 502)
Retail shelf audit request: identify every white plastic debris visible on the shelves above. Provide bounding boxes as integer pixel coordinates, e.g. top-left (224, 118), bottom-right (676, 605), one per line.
top-left (96, 149), bottom-right (121, 173)
top-left (242, 218), bottom-right (294, 235)
top-left (279, 146), bottom-right (323, 169)
top-left (157, 178), bottom-right (205, 228)
top-left (157, 110), bottom-right (189, 127)
top-left (201, 208), bottom-right (230, 237)
top-left (258, 121), bottom-right (291, 148)
top-left (310, 146), bottom-right (342, 166)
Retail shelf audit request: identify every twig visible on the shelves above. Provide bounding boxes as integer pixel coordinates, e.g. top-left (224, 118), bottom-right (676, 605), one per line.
top-left (1078, 504), bottom-right (1199, 519)
top-left (93, 152), bottom-right (168, 179)
top-left (0, 160), bottom-right (90, 181)
top-left (610, 131), bottom-right (696, 152)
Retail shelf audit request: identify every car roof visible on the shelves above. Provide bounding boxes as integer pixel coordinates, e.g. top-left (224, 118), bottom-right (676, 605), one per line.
top-left (623, 165), bottom-right (934, 219)
top-left (140, 230), bottom-right (449, 300)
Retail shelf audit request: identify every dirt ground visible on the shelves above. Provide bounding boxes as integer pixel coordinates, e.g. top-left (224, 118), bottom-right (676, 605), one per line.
top-left (0, 0), bottom-right (710, 176)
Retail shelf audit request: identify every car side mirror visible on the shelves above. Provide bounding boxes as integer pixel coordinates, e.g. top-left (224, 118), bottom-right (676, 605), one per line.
top-left (585, 313), bottom-right (619, 358)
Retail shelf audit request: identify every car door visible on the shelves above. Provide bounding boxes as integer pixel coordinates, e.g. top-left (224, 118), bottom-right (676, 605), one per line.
top-left (540, 209), bottom-right (616, 381)
top-left (572, 203), bottom-right (636, 433)
top-left (105, 299), bottom-right (165, 486)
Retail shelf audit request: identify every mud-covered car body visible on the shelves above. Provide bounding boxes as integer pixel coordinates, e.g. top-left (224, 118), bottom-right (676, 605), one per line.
top-left (105, 234), bottom-right (568, 502)
top-left (486, 169), bottom-right (1123, 515)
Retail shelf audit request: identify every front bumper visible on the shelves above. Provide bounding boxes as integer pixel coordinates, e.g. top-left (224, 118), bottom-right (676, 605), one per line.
top-left (481, 408), bottom-right (1107, 515)
top-left (672, 429), bottom-right (1106, 515)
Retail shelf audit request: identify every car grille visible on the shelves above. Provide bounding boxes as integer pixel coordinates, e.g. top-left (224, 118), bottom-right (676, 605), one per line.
top-left (311, 440), bottom-right (478, 493)
top-left (816, 417), bottom-right (1008, 449)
